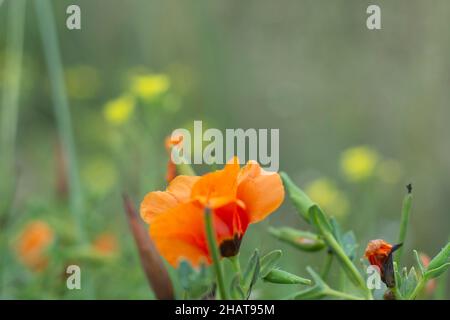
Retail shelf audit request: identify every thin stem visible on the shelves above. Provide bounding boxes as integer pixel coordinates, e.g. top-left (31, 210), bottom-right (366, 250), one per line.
top-left (0, 0), bottom-right (26, 218)
top-left (229, 255), bottom-right (241, 276)
top-left (0, 0), bottom-right (26, 297)
top-left (34, 0), bottom-right (85, 241)
top-left (396, 186), bottom-right (413, 265)
top-left (204, 208), bottom-right (229, 300)
top-left (317, 225), bottom-right (372, 299)
top-left (320, 252), bottom-right (333, 280)
top-left (408, 276), bottom-right (427, 300)
top-left (326, 289), bottom-right (364, 300)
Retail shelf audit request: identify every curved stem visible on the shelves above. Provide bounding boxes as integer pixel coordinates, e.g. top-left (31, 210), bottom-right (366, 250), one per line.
top-left (408, 277), bottom-right (426, 300)
top-left (320, 252), bottom-right (333, 280)
top-left (205, 208), bottom-right (229, 300)
top-left (319, 226), bottom-right (372, 299)
top-left (326, 289), bottom-right (364, 300)
top-left (229, 255), bottom-right (241, 276)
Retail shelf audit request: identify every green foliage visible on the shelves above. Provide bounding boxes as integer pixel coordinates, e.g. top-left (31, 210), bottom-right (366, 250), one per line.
top-left (178, 261), bottom-right (212, 299)
top-left (263, 269), bottom-right (311, 285)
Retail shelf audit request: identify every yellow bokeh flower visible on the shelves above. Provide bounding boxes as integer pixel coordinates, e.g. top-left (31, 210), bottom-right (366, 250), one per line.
top-left (305, 178), bottom-right (349, 218)
top-left (340, 146), bottom-right (379, 182)
top-left (103, 95), bottom-right (135, 125)
top-left (131, 74), bottom-right (170, 100)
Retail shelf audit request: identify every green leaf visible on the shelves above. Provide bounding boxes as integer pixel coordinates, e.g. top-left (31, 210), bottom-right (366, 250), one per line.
top-left (309, 205), bottom-right (333, 234)
top-left (425, 262), bottom-right (450, 280)
top-left (393, 261), bottom-right (402, 293)
top-left (427, 242), bottom-right (450, 271)
top-left (400, 267), bottom-right (418, 298)
top-left (260, 250), bottom-right (282, 277)
top-left (341, 231), bottom-right (358, 261)
top-left (178, 260), bottom-right (194, 290)
top-left (413, 250), bottom-right (425, 275)
top-left (177, 260), bottom-right (212, 299)
top-left (241, 249), bottom-right (260, 296)
top-left (263, 269), bottom-right (312, 285)
top-left (280, 172), bottom-right (315, 222)
top-left (268, 227), bottom-right (325, 252)
top-left (292, 267), bottom-right (328, 300)
top-left (309, 206), bottom-right (363, 288)
top-left (230, 274), bottom-right (245, 300)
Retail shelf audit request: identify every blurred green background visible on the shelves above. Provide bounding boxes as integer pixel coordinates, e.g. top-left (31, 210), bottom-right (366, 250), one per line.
top-left (0, 0), bottom-right (449, 299)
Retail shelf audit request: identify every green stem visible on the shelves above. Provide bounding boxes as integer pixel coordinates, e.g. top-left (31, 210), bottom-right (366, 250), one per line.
top-left (396, 189), bottom-right (413, 265)
top-left (229, 255), bottom-right (241, 276)
top-left (0, 0), bottom-right (26, 218)
top-left (34, 0), bottom-right (85, 241)
top-left (320, 252), bottom-right (333, 280)
top-left (325, 289), bottom-right (364, 300)
top-left (204, 208), bottom-right (229, 300)
top-left (0, 0), bottom-right (26, 297)
top-left (408, 276), bottom-right (427, 300)
top-left (318, 227), bottom-right (372, 299)
top-left (435, 237), bottom-right (450, 299)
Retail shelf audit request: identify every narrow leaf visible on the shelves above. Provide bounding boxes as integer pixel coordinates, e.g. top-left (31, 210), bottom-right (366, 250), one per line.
top-left (263, 269), bottom-right (311, 285)
top-left (260, 250), bottom-right (282, 277)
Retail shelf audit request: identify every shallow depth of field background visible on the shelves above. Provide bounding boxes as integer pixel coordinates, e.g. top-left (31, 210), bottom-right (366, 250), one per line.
top-left (0, 0), bottom-right (449, 299)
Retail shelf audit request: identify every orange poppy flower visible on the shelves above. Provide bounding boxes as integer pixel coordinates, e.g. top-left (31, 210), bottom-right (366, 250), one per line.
top-left (15, 221), bottom-right (54, 271)
top-left (140, 157), bottom-right (285, 267)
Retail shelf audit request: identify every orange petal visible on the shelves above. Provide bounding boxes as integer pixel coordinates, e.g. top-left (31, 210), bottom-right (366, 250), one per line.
top-left (140, 175), bottom-right (199, 223)
top-left (140, 191), bottom-right (179, 223)
top-left (237, 161), bottom-right (285, 223)
top-left (191, 158), bottom-right (240, 208)
top-left (149, 201), bottom-right (231, 267)
top-left (167, 175), bottom-right (200, 202)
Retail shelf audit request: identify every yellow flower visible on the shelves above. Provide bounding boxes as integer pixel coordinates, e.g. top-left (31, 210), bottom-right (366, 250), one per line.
top-left (131, 74), bottom-right (170, 100)
top-left (103, 95), bottom-right (135, 125)
top-left (340, 146), bottom-right (379, 182)
top-left (305, 178), bottom-right (349, 218)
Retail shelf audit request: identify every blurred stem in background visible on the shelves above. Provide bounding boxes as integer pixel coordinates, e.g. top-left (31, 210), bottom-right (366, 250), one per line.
top-left (34, 0), bottom-right (86, 242)
top-left (0, 0), bottom-right (26, 296)
top-left (0, 0), bottom-right (26, 223)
